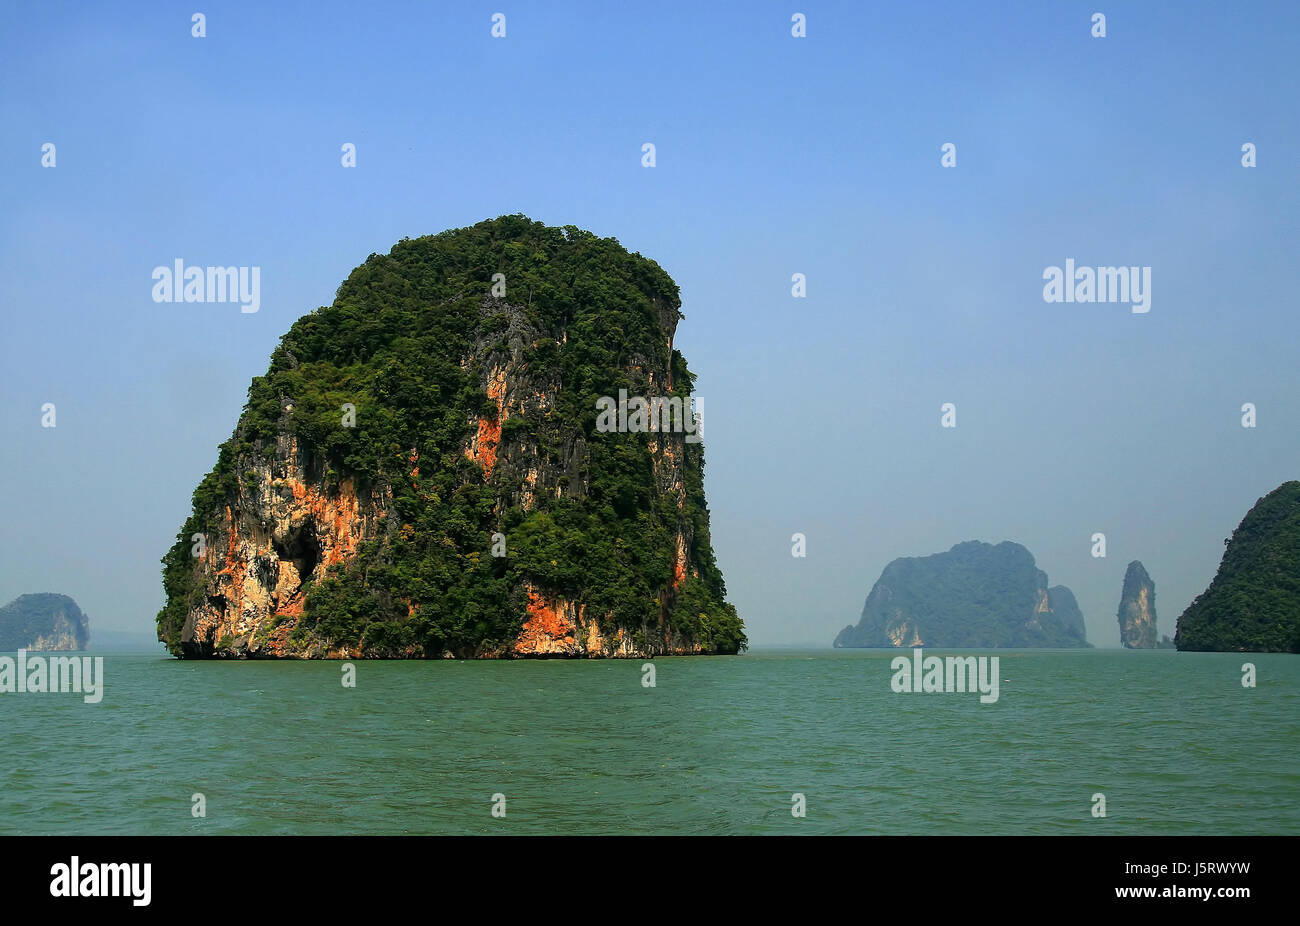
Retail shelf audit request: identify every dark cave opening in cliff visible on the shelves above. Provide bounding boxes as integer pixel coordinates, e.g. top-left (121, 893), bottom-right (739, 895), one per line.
top-left (275, 524), bottom-right (322, 589)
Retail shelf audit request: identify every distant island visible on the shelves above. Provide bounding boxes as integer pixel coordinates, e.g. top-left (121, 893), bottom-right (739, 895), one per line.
top-left (833, 541), bottom-right (1091, 648)
top-left (156, 216), bottom-right (745, 660)
top-left (1176, 480), bottom-right (1300, 653)
top-left (1117, 560), bottom-right (1157, 648)
top-left (0, 593), bottom-right (90, 651)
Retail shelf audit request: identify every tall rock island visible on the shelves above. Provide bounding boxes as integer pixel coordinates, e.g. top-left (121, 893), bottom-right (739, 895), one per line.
top-left (157, 216), bottom-right (744, 659)
top-left (1175, 481), bottom-right (1300, 653)
top-left (1116, 560), bottom-right (1157, 648)
top-left (833, 541), bottom-right (1090, 648)
top-left (0, 593), bottom-right (90, 651)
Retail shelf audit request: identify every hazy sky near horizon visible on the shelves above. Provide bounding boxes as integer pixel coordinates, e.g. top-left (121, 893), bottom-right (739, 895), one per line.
top-left (2, 1), bottom-right (1297, 647)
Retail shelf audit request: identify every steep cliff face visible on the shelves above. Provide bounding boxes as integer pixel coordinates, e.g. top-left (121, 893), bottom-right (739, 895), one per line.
top-left (0, 594), bottom-right (90, 651)
top-left (178, 432), bottom-right (393, 658)
top-left (833, 541), bottom-right (1091, 648)
top-left (157, 216), bottom-right (744, 659)
top-left (1117, 560), bottom-right (1157, 648)
top-left (1047, 585), bottom-right (1087, 642)
top-left (1176, 481), bottom-right (1300, 653)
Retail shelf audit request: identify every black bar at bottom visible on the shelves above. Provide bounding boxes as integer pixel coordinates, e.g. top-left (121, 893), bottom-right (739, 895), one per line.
top-left (2, 835), bottom-right (1289, 914)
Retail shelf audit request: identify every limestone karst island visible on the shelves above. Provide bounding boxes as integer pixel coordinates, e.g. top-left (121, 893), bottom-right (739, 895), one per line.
top-left (1116, 560), bottom-right (1174, 648)
top-left (156, 216), bottom-right (745, 659)
top-left (1174, 480), bottom-right (1300, 653)
top-left (0, 593), bottom-right (90, 652)
top-left (834, 541), bottom-right (1091, 648)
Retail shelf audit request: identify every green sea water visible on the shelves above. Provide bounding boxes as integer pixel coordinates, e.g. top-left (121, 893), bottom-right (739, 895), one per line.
top-left (1, 648), bottom-right (1296, 835)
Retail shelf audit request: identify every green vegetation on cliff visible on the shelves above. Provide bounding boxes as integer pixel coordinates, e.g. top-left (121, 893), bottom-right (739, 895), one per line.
top-left (157, 216), bottom-right (744, 657)
top-left (1175, 481), bottom-right (1300, 653)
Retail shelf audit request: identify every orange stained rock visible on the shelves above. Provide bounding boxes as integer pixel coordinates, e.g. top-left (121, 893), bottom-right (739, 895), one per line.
top-left (277, 595), bottom-right (305, 617)
top-left (193, 445), bottom-right (398, 654)
top-left (468, 373), bottom-right (508, 479)
top-left (472, 416), bottom-right (502, 478)
top-left (671, 531), bottom-right (690, 590)
top-left (222, 505), bottom-right (245, 630)
top-left (515, 588), bottom-right (577, 652)
top-left (295, 477), bottom-right (360, 569)
top-left (266, 615), bottom-right (296, 655)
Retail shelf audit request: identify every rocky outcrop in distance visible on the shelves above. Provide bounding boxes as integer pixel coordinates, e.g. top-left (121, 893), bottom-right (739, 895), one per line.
top-left (834, 541), bottom-right (1091, 648)
top-left (0, 593), bottom-right (90, 651)
top-left (1117, 560), bottom-right (1157, 648)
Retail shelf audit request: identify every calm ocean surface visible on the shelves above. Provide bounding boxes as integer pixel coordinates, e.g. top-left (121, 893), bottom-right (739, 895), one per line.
top-left (2, 648), bottom-right (1296, 835)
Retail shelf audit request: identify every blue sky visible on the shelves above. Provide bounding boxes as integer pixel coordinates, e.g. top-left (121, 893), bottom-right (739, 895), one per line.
top-left (2, 1), bottom-right (1297, 646)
